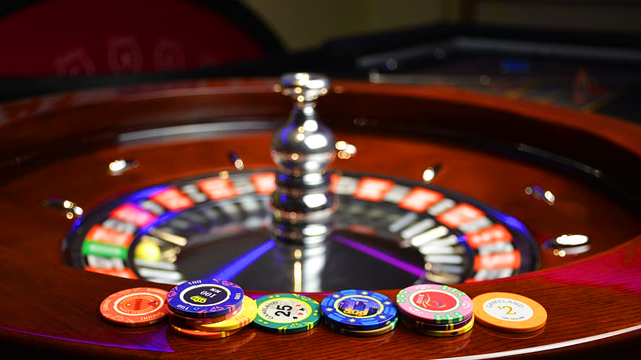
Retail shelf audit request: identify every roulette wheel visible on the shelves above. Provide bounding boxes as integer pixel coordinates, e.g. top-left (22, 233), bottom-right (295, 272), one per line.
top-left (0, 68), bottom-right (640, 359)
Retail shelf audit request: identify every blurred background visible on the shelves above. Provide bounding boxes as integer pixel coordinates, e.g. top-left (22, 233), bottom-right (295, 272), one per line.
top-left (1, 0), bottom-right (640, 122)
top-left (240, 0), bottom-right (641, 51)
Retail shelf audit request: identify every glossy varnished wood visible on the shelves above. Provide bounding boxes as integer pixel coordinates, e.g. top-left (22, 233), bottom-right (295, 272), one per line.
top-left (1, 78), bottom-right (641, 359)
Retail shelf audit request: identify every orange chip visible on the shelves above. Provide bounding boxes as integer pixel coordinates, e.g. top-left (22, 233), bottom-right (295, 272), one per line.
top-left (100, 287), bottom-right (167, 327)
top-left (472, 292), bottom-right (547, 333)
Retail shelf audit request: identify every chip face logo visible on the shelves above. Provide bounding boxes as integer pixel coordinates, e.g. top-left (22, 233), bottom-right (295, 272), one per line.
top-left (411, 290), bottom-right (460, 312)
top-left (254, 294), bottom-right (321, 334)
top-left (321, 290), bottom-right (397, 331)
top-left (336, 295), bottom-right (382, 318)
top-left (259, 299), bottom-right (311, 323)
top-left (190, 295), bottom-right (207, 304)
top-left (484, 298), bottom-right (534, 322)
top-left (181, 285), bottom-right (230, 307)
top-left (342, 308), bottom-right (369, 316)
top-left (116, 294), bottom-right (163, 315)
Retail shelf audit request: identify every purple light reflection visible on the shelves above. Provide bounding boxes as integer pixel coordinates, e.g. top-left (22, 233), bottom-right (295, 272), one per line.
top-left (334, 235), bottom-right (425, 278)
top-left (529, 246), bottom-right (641, 295)
top-left (0, 324), bottom-right (173, 353)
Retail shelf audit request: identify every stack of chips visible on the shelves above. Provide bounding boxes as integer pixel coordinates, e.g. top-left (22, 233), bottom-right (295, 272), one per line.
top-left (252, 293), bottom-right (321, 334)
top-left (165, 277), bottom-right (257, 340)
top-left (321, 289), bottom-right (398, 337)
top-left (396, 284), bottom-right (474, 337)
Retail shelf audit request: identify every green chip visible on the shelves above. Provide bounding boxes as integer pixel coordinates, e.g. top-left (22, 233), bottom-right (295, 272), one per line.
top-left (253, 293), bottom-right (321, 334)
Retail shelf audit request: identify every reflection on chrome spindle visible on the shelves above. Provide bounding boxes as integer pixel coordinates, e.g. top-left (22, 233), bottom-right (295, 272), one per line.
top-left (270, 73), bottom-right (337, 247)
top-left (275, 243), bottom-right (327, 293)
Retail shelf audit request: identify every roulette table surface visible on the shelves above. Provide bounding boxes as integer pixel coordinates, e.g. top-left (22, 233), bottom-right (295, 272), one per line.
top-left (0, 73), bottom-right (640, 359)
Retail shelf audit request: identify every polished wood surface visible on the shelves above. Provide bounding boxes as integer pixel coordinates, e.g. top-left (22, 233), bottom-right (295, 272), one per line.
top-left (1, 78), bottom-right (640, 359)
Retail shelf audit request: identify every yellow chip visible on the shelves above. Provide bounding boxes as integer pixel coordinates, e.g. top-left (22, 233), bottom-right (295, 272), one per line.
top-left (194, 296), bottom-right (257, 332)
top-left (472, 292), bottom-right (547, 333)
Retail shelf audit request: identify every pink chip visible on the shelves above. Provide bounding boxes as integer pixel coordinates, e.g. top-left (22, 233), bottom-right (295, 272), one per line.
top-left (395, 284), bottom-right (473, 324)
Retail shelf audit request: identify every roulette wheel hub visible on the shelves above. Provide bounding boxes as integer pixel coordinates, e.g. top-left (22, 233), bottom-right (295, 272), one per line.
top-left (60, 73), bottom-right (543, 292)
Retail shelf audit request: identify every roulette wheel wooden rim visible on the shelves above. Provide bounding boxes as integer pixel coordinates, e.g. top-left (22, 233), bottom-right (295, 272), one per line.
top-left (0, 77), bottom-right (640, 359)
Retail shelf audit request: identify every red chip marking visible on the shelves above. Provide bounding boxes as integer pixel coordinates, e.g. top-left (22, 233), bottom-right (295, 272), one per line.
top-left (151, 187), bottom-right (194, 210)
top-left (354, 177), bottom-right (395, 201)
top-left (398, 188), bottom-right (444, 212)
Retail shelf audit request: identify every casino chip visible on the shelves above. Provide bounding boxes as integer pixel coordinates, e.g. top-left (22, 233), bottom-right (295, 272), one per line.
top-left (396, 284), bottom-right (475, 337)
top-left (396, 284), bottom-right (473, 324)
top-left (166, 302), bottom-right (243, 327)
top-left (472, 292), bottom-right (547, 333)
top-left (194, 296), bottom-right (257, 332)
top-left (253, 293), bottom-right (321, 334)
top-left (166, 278), bottom-right (244, 318)
top-left (398, 310), bottom-right (473, 331)
top-left (324, 316), bottom-right (398, 337)
top-left (100, 287), bottom-right (168, 327)
top-left (401, 315), bottom-right (475, 337)
top-left (166, 279), bottom-right (254, 340)
top-left (321, 289), bottom-right (397, 331)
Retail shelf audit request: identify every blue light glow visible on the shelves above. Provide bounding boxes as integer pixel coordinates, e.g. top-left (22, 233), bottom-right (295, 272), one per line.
top-left (137, 210), bottom-right (181, 235)
top-left (279, 122), bottom-right (297, 144)
top-left (124, 185), bottom-right (169, 203)
top-left (484, 208), bottom-right (531, 236)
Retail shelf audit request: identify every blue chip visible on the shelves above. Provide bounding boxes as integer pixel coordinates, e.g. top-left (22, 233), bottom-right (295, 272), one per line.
top-left (320, 289), bottom-right (397, 331)
top-left (167, 278), bottom-right (244, 318)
